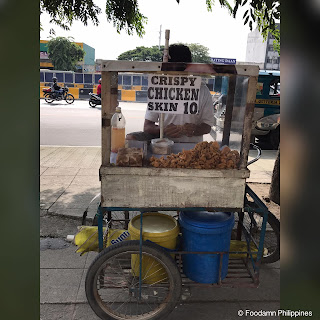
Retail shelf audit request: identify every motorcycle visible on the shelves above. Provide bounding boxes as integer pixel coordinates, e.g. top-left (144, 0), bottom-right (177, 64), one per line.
top-left (88, 92), bottom-right (101, 108)
top-left (43, 87), bottom-right (74, 104)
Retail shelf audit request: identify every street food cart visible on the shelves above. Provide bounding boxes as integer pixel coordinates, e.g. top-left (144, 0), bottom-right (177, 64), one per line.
top-left (82, 58), bottom-right (279, 320)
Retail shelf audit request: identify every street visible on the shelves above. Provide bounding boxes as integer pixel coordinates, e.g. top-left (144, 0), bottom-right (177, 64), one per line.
top-left (40, 99), bottom-right (147, 146)
top-left (40, 101), bottom-right (279, 320)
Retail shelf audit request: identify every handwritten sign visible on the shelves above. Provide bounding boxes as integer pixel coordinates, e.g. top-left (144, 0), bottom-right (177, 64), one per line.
top-left (147, 74), bottom-right (201, 114)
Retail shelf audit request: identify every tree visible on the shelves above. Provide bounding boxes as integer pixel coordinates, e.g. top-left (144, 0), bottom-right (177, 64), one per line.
top-left (118, 46), bottom-right (164, 62)
top-left (186, 43), bottom-right (212, 63)
top-left (118, 43), bottom-right (211, 63)
top-left (47, 37), bottom-right (85, 71)
top-left (40, 0), bottom-right (280, 49)
top-left (40, 0), bottom-right (146, 36)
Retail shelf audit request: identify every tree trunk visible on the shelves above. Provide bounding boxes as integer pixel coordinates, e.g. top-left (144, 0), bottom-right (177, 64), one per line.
top-left (269, 147), bottom-right (280, 205)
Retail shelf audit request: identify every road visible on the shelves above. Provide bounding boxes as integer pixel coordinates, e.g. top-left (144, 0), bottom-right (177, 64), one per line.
top-left (40, 99), bottom-right (147, 146)
top-left (40, 99), bottom-right (268, 148)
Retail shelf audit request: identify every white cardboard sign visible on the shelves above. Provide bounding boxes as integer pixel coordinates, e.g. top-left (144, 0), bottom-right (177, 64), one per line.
top-left (147, 74), bottom-right (201, 114)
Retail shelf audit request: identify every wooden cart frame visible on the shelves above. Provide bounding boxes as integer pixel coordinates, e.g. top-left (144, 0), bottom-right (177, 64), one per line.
top-left (99, 61), bottom-right (258, 210)
top-left (84, 61), bottom-right (279, 320)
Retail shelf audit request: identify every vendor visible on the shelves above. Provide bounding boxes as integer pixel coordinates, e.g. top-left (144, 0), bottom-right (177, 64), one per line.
top-left (126, 44), bottom-right (215, 143)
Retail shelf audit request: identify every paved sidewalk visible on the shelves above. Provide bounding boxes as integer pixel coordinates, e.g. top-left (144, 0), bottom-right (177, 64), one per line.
top-left (40, 146), bottom-right (277, 219)
top-left (40, 146), bottom-right (280, 320)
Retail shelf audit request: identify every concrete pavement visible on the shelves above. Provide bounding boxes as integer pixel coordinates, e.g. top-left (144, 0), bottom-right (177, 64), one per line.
top-left (40, 146), bottom-right (280, 320)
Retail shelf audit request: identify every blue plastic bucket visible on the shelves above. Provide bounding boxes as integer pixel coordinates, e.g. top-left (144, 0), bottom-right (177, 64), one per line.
top-left (179, 211), bottom-right (235, 284)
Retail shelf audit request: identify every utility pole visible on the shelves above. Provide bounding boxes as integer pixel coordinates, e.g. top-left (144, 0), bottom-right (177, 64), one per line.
top-left (158, 25), bottom-right (162, 50)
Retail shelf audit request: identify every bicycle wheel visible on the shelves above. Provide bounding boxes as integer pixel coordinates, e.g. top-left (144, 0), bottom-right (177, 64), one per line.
top-left (65, 93), bottom-right (74, 104)
top-left (44, 93), bottom-right (54, 103)
top-left (85, 240), bottom-right (182, 320)
top-left (237, 210), bottom-right (280, 264)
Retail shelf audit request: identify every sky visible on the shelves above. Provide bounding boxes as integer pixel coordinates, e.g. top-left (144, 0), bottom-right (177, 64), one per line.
top-left (40, 0), bottom-right (255, 62)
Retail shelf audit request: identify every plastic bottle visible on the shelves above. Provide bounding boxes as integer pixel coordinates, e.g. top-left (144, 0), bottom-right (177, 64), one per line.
top-left (111, 106), bottom-right (126, 153)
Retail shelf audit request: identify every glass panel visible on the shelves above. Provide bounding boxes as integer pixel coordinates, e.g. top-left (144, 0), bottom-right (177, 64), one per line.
top-left (40, 72), bottom-right (44, 82)
top-left (75, 73), bottom-right (84, 83)
top-left (84, 74), bottom-right (93, 84)
top-left (55, 72), bottom-right (64, 82)
top-left (211, 75), bottom-right (248, 153)
top-left (45, 72), bottom-right (53, 82)
top-left (123, 75), bottom-right (132, 86)
top-left (133, 75), bottom-right (141, 86)
top-left (65, 73), bottom-right (73, 83)
top-left (229, 76), bottom-right (248, 151)
top-left (214, 76), bottom-right (222, 92)
top-left (118, 75), bottom-right (122, 85)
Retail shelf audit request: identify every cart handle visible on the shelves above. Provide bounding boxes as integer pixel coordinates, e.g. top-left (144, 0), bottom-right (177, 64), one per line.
top-left (247, 143), bottom-right (261, 166)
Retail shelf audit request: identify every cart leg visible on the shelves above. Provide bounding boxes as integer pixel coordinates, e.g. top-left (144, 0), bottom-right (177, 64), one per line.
top-left (107, 211), bottom-right (112, 228)
top-left (97, 206), bottom-right (104, 252)
top-left (236, 210), bottom-right (244, 240)
top-left (139, 211), bottom-right (143, 300)
top-left (124, 210), bottom-right (129, 229)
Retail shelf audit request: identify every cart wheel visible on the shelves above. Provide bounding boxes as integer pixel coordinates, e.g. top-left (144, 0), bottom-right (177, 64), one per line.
top-left (241, 210), bottom-right (280, 264)
top-left (85, 240), bottom-right (181, 320)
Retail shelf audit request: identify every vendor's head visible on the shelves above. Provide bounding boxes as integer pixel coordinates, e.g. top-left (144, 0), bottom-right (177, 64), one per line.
top-left (168, 44), bottom-right (192, 63)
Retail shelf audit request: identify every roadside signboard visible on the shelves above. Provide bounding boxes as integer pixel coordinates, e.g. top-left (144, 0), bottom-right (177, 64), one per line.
top-left (211, 57), bottom-right (236, 65)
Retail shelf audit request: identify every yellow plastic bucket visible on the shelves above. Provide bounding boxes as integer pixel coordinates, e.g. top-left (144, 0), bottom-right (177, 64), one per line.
top-left (128, 212), bottom-right (179, 284)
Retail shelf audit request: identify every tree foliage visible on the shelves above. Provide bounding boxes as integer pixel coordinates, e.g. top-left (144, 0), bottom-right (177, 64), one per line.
top-left (117, 43), bottom-right (212, 63)
top-left (118, 46), bottom-right (164, 62)
top-left (215, 0), bottom-right (280, 54)
top-left (186, 43), bottom-right (212, 63)
top-left (41, 1), bottom-right (279, 54)
top-left (41, 0), bottom-right (279, 43)
top-left (47, 37), bottom-right (85, 71)
top-left (105, 0), bottom-right (147, 36)
top-left (40, 0), bottom-right (146, 37)
top-left (40, 0), bottom-right (101, 30)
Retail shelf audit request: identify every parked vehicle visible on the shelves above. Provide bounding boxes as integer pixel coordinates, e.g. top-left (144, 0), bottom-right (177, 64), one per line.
top-left (88, 92), bottom-right (101, 108)
top-left (252, 70), bottom-right (280, 149)
top-left (212, 70), bottom-right (280, 149)
top-left (43, 87), bottom-right (74, 104)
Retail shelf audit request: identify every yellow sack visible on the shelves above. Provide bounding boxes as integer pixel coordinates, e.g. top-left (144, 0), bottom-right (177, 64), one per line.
top-left (229, 240), bottom-right (261, 259)
top-left (74, 226), bottom-right (130, 255)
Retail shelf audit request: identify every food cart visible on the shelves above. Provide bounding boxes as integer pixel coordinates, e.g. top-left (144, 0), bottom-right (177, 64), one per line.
top-left (82, 57), bottom-right (279, 320)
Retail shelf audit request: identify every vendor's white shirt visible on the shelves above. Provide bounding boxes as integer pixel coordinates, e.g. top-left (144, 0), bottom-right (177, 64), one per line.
top-left (145, 83), bottom-right (214, 142)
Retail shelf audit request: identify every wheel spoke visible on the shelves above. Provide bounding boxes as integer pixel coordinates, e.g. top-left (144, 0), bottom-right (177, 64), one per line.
top-left (86, 241), bottom-right (181, 319)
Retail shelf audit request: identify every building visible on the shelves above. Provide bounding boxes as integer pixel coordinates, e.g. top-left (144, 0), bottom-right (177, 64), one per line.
top-left (40, 40), bottom-right (95, 72)
top-left (245, 23), bottom-right (280, 70)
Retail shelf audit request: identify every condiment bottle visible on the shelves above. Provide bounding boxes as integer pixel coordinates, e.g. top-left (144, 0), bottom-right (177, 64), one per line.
top-left (111, 106), bottom-right (126, 153)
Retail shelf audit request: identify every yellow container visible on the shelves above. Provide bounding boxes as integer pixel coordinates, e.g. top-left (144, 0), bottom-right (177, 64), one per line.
top-left (128, 212), bottom-right (179, 284)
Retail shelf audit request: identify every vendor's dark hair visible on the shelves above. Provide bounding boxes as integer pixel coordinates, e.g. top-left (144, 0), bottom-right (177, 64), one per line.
top-left (168, 44), bottom-right (192, 63)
